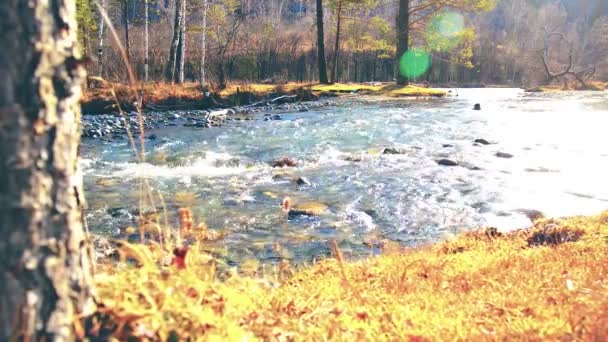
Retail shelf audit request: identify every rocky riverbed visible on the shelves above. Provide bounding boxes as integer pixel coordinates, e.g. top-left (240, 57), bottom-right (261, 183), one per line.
top-left (82, 99), bottom-right (336, 139)
top-left (82, 88), bottom-right (608, 265)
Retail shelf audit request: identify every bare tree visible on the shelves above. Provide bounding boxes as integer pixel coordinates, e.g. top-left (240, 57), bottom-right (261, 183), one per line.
top-left (0, 0), bottom-right (95, 339)
top-left (541, 29), bottom-right (596, 88)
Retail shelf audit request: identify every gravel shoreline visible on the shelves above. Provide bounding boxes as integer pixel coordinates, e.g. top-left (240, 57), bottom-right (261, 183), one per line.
top-left (82, 99), bottom-right (335, 139)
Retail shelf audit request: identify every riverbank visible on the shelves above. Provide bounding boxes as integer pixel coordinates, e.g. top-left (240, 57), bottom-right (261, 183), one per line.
top-left (525, 81), bottom-right (607, 93)
top-left (87, 210), bottom-right (608, 340)
top-left (81, 81), bottom-right (447, 114)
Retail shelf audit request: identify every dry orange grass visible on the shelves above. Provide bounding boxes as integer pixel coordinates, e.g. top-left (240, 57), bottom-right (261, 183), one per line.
top-left (83, 81), bottom-right (446, 112)
top-left (83, 81), bottom-right (204, 104)
top-left (87, 210), bottom-right (608, 340)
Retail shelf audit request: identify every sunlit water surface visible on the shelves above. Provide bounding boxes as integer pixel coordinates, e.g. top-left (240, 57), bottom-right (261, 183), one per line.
top-left (82, 89), bottom-right (608, 263)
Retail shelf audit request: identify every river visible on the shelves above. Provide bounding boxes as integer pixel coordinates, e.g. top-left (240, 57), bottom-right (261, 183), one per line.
top-left (82, 88), bottom-right (608, 264)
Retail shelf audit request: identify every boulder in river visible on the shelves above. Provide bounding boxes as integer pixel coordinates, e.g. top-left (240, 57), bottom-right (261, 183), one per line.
top-left (495, 152), bottom-right (514, 159)
top-left (272, 157), bottom-right (297, 168)
top-left (474, 103), bottom-right (481, 110)
top-left (296, 176), bottom-right (311, 186)
top-left (282, 197), bottom-right (327, 219)
top-left (383, 147), bottom-right (408, 155)
top-left (436, 159), bottom-right (459, 166)
top-left (288, 202), bottom-right (328, 219)
top-left (474, 138), bottom-right (492, 145)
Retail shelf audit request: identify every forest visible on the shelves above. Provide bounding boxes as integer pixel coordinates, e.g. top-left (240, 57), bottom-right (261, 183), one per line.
top-left (80, 0), bottom-right (608, 88)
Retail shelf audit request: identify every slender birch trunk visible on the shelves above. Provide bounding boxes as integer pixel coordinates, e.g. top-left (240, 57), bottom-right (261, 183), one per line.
top-left (144, 0), bottom-right (149, 82)
top-left (200, 0), bottom-right (208, 85)
top-left (167, 0), bottom-right (183, 82)
top-left (97, 0), bottom-right (106, 77)
top-left (178, 0), bottom-right (186, 84)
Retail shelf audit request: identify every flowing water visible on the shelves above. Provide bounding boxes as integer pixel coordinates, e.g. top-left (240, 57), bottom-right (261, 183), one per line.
top-left (82, 88), bottom-right (608, 264)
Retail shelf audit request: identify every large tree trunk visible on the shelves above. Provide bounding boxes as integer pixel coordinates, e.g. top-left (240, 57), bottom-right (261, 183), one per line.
top-left (330, 0), bottom-right (342, 83)
top-left (0, 0), bottom-right (95, 340)
top-left (316, 0), bottom-right (329, 84)
top-left (396, 0), bottom-right (409, 85)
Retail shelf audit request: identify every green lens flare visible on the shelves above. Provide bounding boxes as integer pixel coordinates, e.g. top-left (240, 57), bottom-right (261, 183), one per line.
top-left (399, 49), bottom-right (431, 79)
top-left (425, 11), bottom-right (465, 51)
top-left (438, 12), bottom-right (464, 37)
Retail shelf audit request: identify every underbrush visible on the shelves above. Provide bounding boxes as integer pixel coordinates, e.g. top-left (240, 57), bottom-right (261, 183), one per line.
top-left (83, 210), bottom-right (608, 340)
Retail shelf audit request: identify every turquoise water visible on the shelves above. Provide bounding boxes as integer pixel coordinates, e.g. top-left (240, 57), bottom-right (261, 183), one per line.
top-left (82, 89), bottom-right (608, 263)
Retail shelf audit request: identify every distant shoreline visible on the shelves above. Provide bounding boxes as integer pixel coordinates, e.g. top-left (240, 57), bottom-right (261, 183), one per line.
top-left (81, 81), bottom-right (447, 115)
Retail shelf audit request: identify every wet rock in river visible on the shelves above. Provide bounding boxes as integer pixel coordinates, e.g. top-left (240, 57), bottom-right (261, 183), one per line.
top-left (272, 157), bottom-right (297, 168)
top-left (474, 138), bottom-right (492, 145)
top-left (223, 198), bottom-right (241, 206)
top-left (106, 207), bottom-right (131, 218)
top-left (495, 152), bottom-right (514, 158)
top-left (287, 202), bottom-right (328, 219)
top-left (460, 162), bottom-right (483, 171)
top-left (296, 176), bottom-right (311, 186)
top-left (264, 114), bottom-right (283, 121)
top-left (383, 147), bottom-right (408, 155)
top-left (216, 158), bottom-right (241, 168)
top-left (344, 155), bottom-right (363, 162)
top-left (473, 103), bottom-right (481, 110)
top-left (436, 159), bottom-right (459, 166)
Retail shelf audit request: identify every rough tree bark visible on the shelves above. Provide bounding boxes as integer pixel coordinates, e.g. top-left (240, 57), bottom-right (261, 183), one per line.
top-left (0, 0), bottom-right (95, 340)
top-left (316, 0), bottom-right (329, 84)
top-left (396, 0), bottom-right (409, 85)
